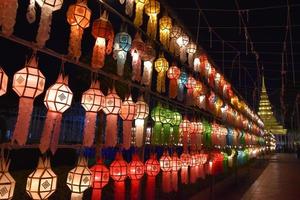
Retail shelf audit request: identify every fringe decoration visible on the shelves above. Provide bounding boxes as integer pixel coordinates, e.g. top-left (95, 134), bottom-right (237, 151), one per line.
top-left (141, 61), bottom-right (153, 86)
top-left (36, 6), bottom-right (53, 48)
top-left (105, 114), bottom-right (118, 147)
top-left (114, 49), bottom-right (127, 76)
top-left (146, 176), bottom-right (155, 200)
top-left (119, 0), bottom-right (125, 4)
top-left (169, 38), bottom-right (178, 54)
top-left (190, 166), bottom-right (197, 183)
top-left (179, 47), bottom-right (187, 63)
top-left (186, 89), bottom-right (194, 106)
top-left (193, 58), bottom-right (200, 72)
top-left (147, 15), bottom-right (158, 40)
top-left (71, 193), bottom-right (83, 200)
top-left (177, 83), bottom-right (185, 102)
top-left (130, 179), bottom-right (141, 200)
top-left (131, 50), bottom-right (142, 82)
top-left (171, 171), bottom-right (178, 192)
top-left (123, 121), bottom-right (132, 150)
top-left (188, 53), bottom-right (194, 68)
top-left (181, 166), bottom-right (189, 184)
top-left (68, 25), bottom-right (84, 61)
top-left (0, 0), bottom-right (18, 36)
top-left (12, 98), bottom-right (34, 145)
top-left (162, 171), bottom-right (171, 193)
top-left (156, 72), bottom-right (166, 93)
top-left (152, 122), bottom-right (162, 145)
top-left (133, 2), bottom-right (145, 27)
top-left (92, 189), bottom-right (102, 200)
top-left (114, 182), bottom-right (125, 200)
top-left (169, 79), bottom-right (178, 98)
top-left (125, 0), bottom-right (135, 16)
top-left (83, 112), bottom-right (97, 147)
top-left (134, 119), bottom-right (145, 147)
top-left (162, 123), bottom-right (171, 145)
top-left (26, 0), bottom-right (36, 24)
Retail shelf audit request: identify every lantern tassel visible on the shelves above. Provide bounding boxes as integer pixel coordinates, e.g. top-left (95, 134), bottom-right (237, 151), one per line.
top-left (146, 176), bottom-right (156, 200)
top-left (171, 171), bottom-right (178, 192)
top-left (123, 120), bottom-right (132, 150)
top-left (169, 38), bottom-right (176, 54)
top-left (169, 80), bottom-right (178, 98)
top-left (188, 54), bottom-right (194, 68)
top-left (162, 171), bottom-right (172, 193)
top-left (0, 0), bottom-right (18, 36)
top-left (115, 51), bottom-right (127, 76)
top-left (115, 182), bottom-right (125, 200)
top-left (133, 3), bottom-right (144, 27)
top-left (186, 89), bottom-right (194, 106)
top-left (152, 122), bottom-right (162, 145)
top-left (162, 124), bottom-right (171, 145)
top-left (160, 31), bottom-right (170, 48)
top-left (36, 6), bottom-right (53, 48)
top-left (131, 51), bottom-right (142, 82)
top-left (83, 112), bottom-right (97, 147)
top-left (92, 189), bottom-right (102, 200)
top-left (68, 25), bottom-right (84, 61)
top-left (71, 192), bottom-right (83, 200)
top-left (92, 37), bottom-right (106, 68)
top-left (130, 179), bottom-right (141, 200)
top-left (147, 15), bottom-right (158, 40)
top-left (179, 47), bottom-right (187, 63)
top-left (105, 114), bottom-right (118, 147)
top-left (156, 72), bottom-right (166, 93)
top-left (135, 119), bottom-right (145, 147)
top-left (26, 0), bottom-right (36, 24)
top-left (141, 61), bottom-right (153, 86)
top-left (190, 166), bottom-right (197, 183)
top-left (177, 83), bottom-right (185, 102)
top-left (181, 166), bottom-right (189, 184)
top-left (12, 98), bottom-right (34, 145)
top-left (39, 112), bottom-right (62, 154)
top-left (125, 0), bottom-right (134, 16)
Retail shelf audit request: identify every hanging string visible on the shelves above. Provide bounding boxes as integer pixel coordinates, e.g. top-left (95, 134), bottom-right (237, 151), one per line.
top-left (287, 1), bottom-right (296, 87)
top-left (245, 28), bottom-right (248, 55)
top-left (209, 27), bottom-right (212, 48)
top-left (222, 40), bottom-right (224, 73)
top-left (196, 10), bottom-right (201, 44)
top-left (238, 11), bottom-right (241, 35)
top-left (246, 10), bottom-right (249, 22)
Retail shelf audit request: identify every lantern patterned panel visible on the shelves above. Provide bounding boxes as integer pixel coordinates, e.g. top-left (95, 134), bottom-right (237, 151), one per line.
top-left (141, 42), bottom-right (156, 86)
top-left (134, 0), bottom-right (148, 27)
top-left (0, 0), bottom-right (18, 37)
top-left (167, 65), bottom-right (180, 99)
top-left (128, 154), bottom-right (144, 200)
top-left (176, 33), bottom-right (189, 63)
top-left (169, 25), bottom-right (182, 54)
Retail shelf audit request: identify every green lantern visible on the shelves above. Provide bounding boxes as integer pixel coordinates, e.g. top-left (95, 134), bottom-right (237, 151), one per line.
top-left (222, 152), bottom-right (228, 173)
top-left (170, 111), bottom-right (182, 145)
top-left (161, 108), bottom-right (173, 145)
top-left (151, 105), bottom-right (165, 145)
top-left (239, 130), bottom-right (245, 146)
top-left (203, 121), bottom-right (212, 148)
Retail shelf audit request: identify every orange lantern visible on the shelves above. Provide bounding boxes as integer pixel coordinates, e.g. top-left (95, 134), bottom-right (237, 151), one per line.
top-left (110, 152), bottom-right (127, 200)
top-left (128, 154), bottom-right (144, 200)
top-left (39, 74), bottom-right (73, 154)
top-left (159, 151), bottom-right (172, 193)
top-left (91, 11), bottom-right (114, 69)
top-left (145, 0), bottom-right (160, 39)
top-left (0, 157), bottom-right (15, 200)
top-left (134, 96), bottom-right (149, 147)
top-left (119, 95), bottom-right (136, 150)
top-left (90, 159), bottom-right (109, 200)
top-left (145, 154), bottom-right (160, 200)
top-left (169, 25), bottom-right (182, 54)
top-left (171, 152), bottom-right (181, 192)
top-left (186, 42), bottom-right (197, 67)
top-left (12, 55), bottom-right (45, 146)
top-left (0, 67), bottom-right (8, 96)
top-left (81, 80), bottom-right (105, 147)
top-left (103, 88), bottom-right (121, 147)
top-left (159, 15), bottom-right (172, 48)
top-left (133, 0), bottom-right (148, 27)
top-left (0, 0), bottom-right (18, 36)
top-left (167, 65), bottom-right (181, 98)
top-left (141, 42), bottom-right (156, 86)
top-left (154, 54), bottom-right (169, 93)
top-left (180, 152), bottom-right (191, 184)
top-left (67, 0), bottom-right (91, 61)
top-left (176, 33), bottom-right (189, 63)
top-left (131, 32), bottom-right (145, 82)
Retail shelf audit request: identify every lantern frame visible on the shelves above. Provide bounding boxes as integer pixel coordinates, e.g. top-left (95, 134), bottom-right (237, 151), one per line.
top-left (67, 1), bottom-right (91, 28)
top-left (90, 159), bottom-right (109, 190)
top-left (109, 153), bottom-right (128, 182)
top-left (81, 81), bottom-right (105, 112)
top-left (159, 152), bottom-right (172, 172)
top-left (103, 89), bottom-right (122, 114)
top-left (145, 154), bottom-right (160, 176)
top-left (119, 96), bottom-right (136, 121)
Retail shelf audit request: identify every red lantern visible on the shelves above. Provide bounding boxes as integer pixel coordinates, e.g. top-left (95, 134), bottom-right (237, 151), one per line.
top-left (167, 65), bottom-right (181, 98)
top-left (110, 152), bottom-right (127, 200)
top-left (0, 67), bottom-right (8, 96)
top-left (171, 152), bottom-right (181, 192)
top-left (90, 159), bottom-right (109, 200)
top-left (198, 153), bottom-right (208, 179)
top-left (180, 152), bottom-right (191, 184)
top-left (128, 154), bottom-right (144, 200)
top-left (159, 151), bottom-right (172, 193)
top-left (131, 32), bottom-right (145, 82)
top-left (190, 152), bottom-right (200, 183)
top-left (145, 154), bottom-right (160, 200)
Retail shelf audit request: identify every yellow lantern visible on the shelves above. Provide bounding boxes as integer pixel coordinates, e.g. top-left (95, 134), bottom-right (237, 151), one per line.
top-left (0, 157), bottom-right (15, 200)
top-left (26, 158), bottom-right (57, 200)
top-left (0, 67), bottom-right (8, 96)
top-left (134, 96), bottom-right (149, 147)
top-left (0, 0), bottom-right (18, 36)
top-left (145, 0), bottom-right (160, 39)
top-left (159, 15), bottom-right (172, 48)
top-left (67, 156), bottom-right (92, 200)
top-left (154, 54), bottom-right (169, 93)
top-left (176, 33), bottom-right (189, 63)
top-left (134, 0), bottom-right (149, 27)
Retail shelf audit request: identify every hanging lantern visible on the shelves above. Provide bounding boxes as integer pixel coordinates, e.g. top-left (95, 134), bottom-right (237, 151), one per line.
top-left (125, 0), bottom-right (135, 16)
top-left (176, 33), bottom-right (189, 63)
top-left (199, 54), bottom-right (208, 75)
top-left (186, 42), bottom-right (197, 68)
top-left (66, 0), bottom-right (91, 60)
top-left (90, 159), bottom-right (109, 200)
top-left (0, 0), bottom-right (18, 36)
top-left (159, 151), bottom-right (172, 193)
top-left (141, 42), bottom-right (156, 86)
top-left (26, 158), bottom-right (57, 200)
top-left (179, 119), bottom-right (190, 151)
top-left (169, 25), bottom-right (182, 54)
top-left (190, 152), bottom-right (200, 183)
top-left (145, 154), bottom-right (160, 200)
top-left (203, 121), bottom-right (212, 148)
top-left (91, 11), bottom-right (114, 68)
top-left (171, 152), bottom-right (181, 192)
top-left (170, 112), bottom-right (182, 145)
top-left (103, 88), bottom-right (121, 147)
top-left (81, 80), bottom-right (105, 147)
top-left (159, 15), bottom-right (172, 48)
top-left (110, 152), bottom-right (127, 200)
top-left (0, 67), bottom-right (8, 96)
top-left (177, 71), bottom-right (187, 102)
top-left (11, 55), bottom-right (45, 146)
top-left (113, 31), bottom-right (132, 76)
top-left (180, 152), bottom-right (191, 184)
top-left (193, 55), bottom-right (200, 72)
top-left (154, 54), bottom-right (169, 93)
top-left (128, 154), bottom-right (144, 200)
top-left (0, 157), bottom-right (15, 200)
top-left (145, 0), bottom-right (160, 40)
top-left (185, 76), bottom-right (196, 105)
top-left (133, 0), bottom-right (148, 27)
top-left (167, 65), bottom-right (181, 99)
top-left (119, 95), bottom-right (136, 150)
top-left (67, 156), bottom-right (92, 200)
top-left (160, 108), bottom-right (173, 145)
top-left (198, 153), bottom-right (208, 179)
top-left (134, 96), bottom-right (149, 147)
top-left (193, 81), bottom-right (204, 99)
top-left (131, 32), bottom-right (145, 82)
top-left (39, 74), bottom-right (73, 154)
top-left (151, 105), bottom-right (165, 145)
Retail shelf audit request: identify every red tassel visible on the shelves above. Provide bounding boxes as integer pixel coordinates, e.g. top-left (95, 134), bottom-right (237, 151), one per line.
top-left (83, 112), bottom-right (97, 147)
top-left (181, 166), bottom-right (189, 184)
top-left (115, 181), bottom-right (125, 200)
top-left (123, 120), bottom-right (132, 150)
top-left (186, 89), bottom-right (194, 105)
top-left (162, 171), bottom-right (172, 193)
top-left (92, 189), bottom-right (102, 200)
top-left (169, 79), bottom-right (178, 98)
top-left (131, 179), bottom-right (140, 200)
top-left (190, 167), bottom-right (197, 184)
top-left (146, 176), bottom-right (156, 200)
top-left (105, 114), bottom-right (118, 147)
top-left (171, 171), bottom-right (178, 192)
top-left (92, 38), bottom-right (106, 69)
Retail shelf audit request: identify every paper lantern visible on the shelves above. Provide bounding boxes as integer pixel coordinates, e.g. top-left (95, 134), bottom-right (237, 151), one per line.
top-left (185, 76), bottom-right (196, 105)
top-left (186, 42), bottom-right (197, 67)
top-left (167, 65), bottom-right (180, 99)
top-left (67, 156), bottom-right (92, 200)
top-left (66, 0), bottom-right (91, 60)
top-left (113, 31), bottom-right (132, 76)
top-left (159, 15), bottom-right (172, 48)
top-left (170, 112), bottom-right (182, 145)
top-left (180, 152), bottom-right (191, 184)
top-left (91, 11), bottom-right (114, 68)
top-left (134, 97), bottom-right (149, 147)
top-left (12, 55), bottom-right (45, 146)
top-left (128, 154), bottom-right (144, 200)
top-left (176, 33), bottom-right (189, 63)
top-left (177, 71), bottom-right (187, 101)
top-left (169, 25), bottom-right (182, 54)
top-left (144, 0), bottom-right (160, 39)
top-left (103, 88), bottom-right (121, 147)
top-left (119, 95), bottom-right (136, 150)
top-left (110, 152), bottom-right (127, 200)
top-left (193, 81), bottom-right (204, 99)
top-left (154, 54), bottom-right (169, 93)
top-left (0, 67), bottom-right (8, 96)
top-left (203, 121), bottom-right (212, 148)
top-left (189, 152), bottom-right (200, 183)
top-left (197, 153), bottom-right (208, 179)
top-left (0, 158), bottom-right (15, 200)
top-left (125, 0), bottom-right (135, 16)
top-left (0, 0), bottom-right (18, 36)
top-left (145, 154), bottom-right (160, 200)
top-left (171, 152), bottom-right (181, 192)
top-left (159, 151), bottom-right (172, 193)
top-left (131, 32), bottom-right (145, 82)
top-left (39, 74), bottom-right (73, 154)
top-left (193, 56), bottom-right (200, 72)
top-left (81, 80), bottom-right (105, 147)
top-left (26, 158), bottom-right (57, 200)
top-left (141, 42), bottom-right (156, 86)
top-left (160, 108), bottom-right (173, 145)
top-left (150, 105), bottom-right (165, 145)
top-left (90, 159), bottom-right (109, 200)
top-left (179, 119), bottom-right (190, 150)
top-left (133, 0), bottom-right (148, 27)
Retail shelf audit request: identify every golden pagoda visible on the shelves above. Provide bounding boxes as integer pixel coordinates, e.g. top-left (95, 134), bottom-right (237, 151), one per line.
top-left (258, 76), bottom-right (287, 135)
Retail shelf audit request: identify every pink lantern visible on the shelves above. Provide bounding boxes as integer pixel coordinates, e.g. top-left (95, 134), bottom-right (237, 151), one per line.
top-left (145, 154), bottom-right (160, 200)
top-left (159, 151), bottom-right (172, 193)
top-left (128, 154), bottom-right (144, 200)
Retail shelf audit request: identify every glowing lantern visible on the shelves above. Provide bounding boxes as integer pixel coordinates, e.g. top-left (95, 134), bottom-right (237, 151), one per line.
top-left (169, 25), bottom-right (182, 54)
top-left (186, 42), bottom-right (197, 67)
top-left (203, 121), bottom-right (212, 148)
top-left (193, 81), bottom-right (204, 99)
top-left (160, 108), bottom-right (173, 145)
top-left (67, 156), bottom-right (92, 200)
top-left (0, 67), bottom-right (8, 96)
top-left (193, 55), bottom-right (201, 72)
top-left (39, 74), bottom-right (72, 154)
top-left (26, 158), bottom-right (57, 200)
top-left (145, 154), bottom-right (160, 200)
top-left (91, 11), bottom-right (114, 69)
top-left (179, 119), bottom-right (190, 151)
top-left (185, 76), bottom-right (196, 105)
top-left (180, 152), bottom-right (191, 184)
top-left (133, 0), bottom-right (148, 27)
top-left (128, 154), bottom-right (144, 200)
top-left (81, 80), bottom-right (105, 147)
top-left (170, 111), bottom-right (182, 145)
top-left (159, 151), bottom-right (172, 193)
top-left (190, 152), bottom-right (200, 183)
top-left (131, 32), bottom-right (145, 82)
top-left (113, 31), bottom-right (132, 76)
top-left (0, 157), bottom-right (15, 200)
top-left (151, 105), bottom-right (165, 145)
top-left (176, 33), bottom-right (189, 63)
top-left (177, 71), bottom-right (187, 101)
top-left (134, 96), bottom-right (149, 147)
top-left (199, 54), bottom-right (208, 75)
top-left (154, 54), bottom-right (169, 93)
top-left (0, 0), bottom-right (18, 36)
top-left (141, 42), bottom-right (156, 86)
top-left (197, 153), bottom-right (208, 179)
top-left (145, 0), bottom-right (160, 39)
top-left (159, 15), bottom-right (172, 48)
top-left (67, 0), bottom-right (91, 61)
top-left (167, 65), bottom-right (181, 99)
top-left (125, 0), bottom-right (135, 16)
top-left (90, 159), bottom-right (109, 200)
top-left (171, 152), bottom-right (181, 192)
top-left (110, 152), bottom-right (127, 200)
top-left (103, 88), bottom-right (121, 147)
top-left (119, 95), bottom-right (136, 150)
